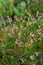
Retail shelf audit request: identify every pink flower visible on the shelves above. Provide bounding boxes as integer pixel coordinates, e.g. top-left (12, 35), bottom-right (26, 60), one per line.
top-left (15, 39), bottom-right (23, 46)
top-left (20, 58), bottom-right (26, 63)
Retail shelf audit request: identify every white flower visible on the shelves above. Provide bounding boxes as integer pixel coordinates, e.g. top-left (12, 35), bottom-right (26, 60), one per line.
top-left (36, 29), bottom-right (41, 35)
top-left (38, 25), bottom-right (41, 28)
top-left (30, 33), bottom-right (34, 37)
top-left (35, 52), bottom-right (40, 56)
top-left (30, 55), bottom-right (35, 60)
top-left (31, 39), bottom-right (33, 43)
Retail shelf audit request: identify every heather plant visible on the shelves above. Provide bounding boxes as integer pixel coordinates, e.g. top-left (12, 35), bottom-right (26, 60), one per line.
top-left (0, 0), bottom-right (43, 65)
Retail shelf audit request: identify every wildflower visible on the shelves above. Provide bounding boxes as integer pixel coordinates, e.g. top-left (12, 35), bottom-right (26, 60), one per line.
top-left (20, 58), bottom-right (26, 63)
top-left (9, 28), bottom-right (14, 35)
top-left (16, 26), bottom-right (19, 32)
top-left (38, 25), bottom-right (41, 28)
top-left (36, 29), bottom-right (41, 35)
top-left (11, 28), bottom-right (14, 35)
top-left (30, 33), bottom-right (35, 37)
top-left (8, 16), bottom-right (12, 24)
top-left (15, 39), bottom-right (23, 46)
top-left (14, 16), bottom-right (18, 21)
top-left (15, 39), bottom-right (20, 45)
top-left (26, 39), bottom-right (33, 46)
top-left (30, 55), bottom-right (35, 60)
top-left (30, 39), bottom-right (33, 44)
top-left (14, 16), bottom-right (22, 21)
top-left (18, 32), bottom-right (21, 38)
top-left (38, 16), bottom-right (42, 19)
top-left (26, 43), bottom-right (32, 47)
top-left (35, 52), bottom-right (40, 56)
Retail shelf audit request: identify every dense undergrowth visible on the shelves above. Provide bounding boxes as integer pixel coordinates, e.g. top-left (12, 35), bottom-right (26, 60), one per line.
top-left (0, 0), bottom-right (43, 65)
